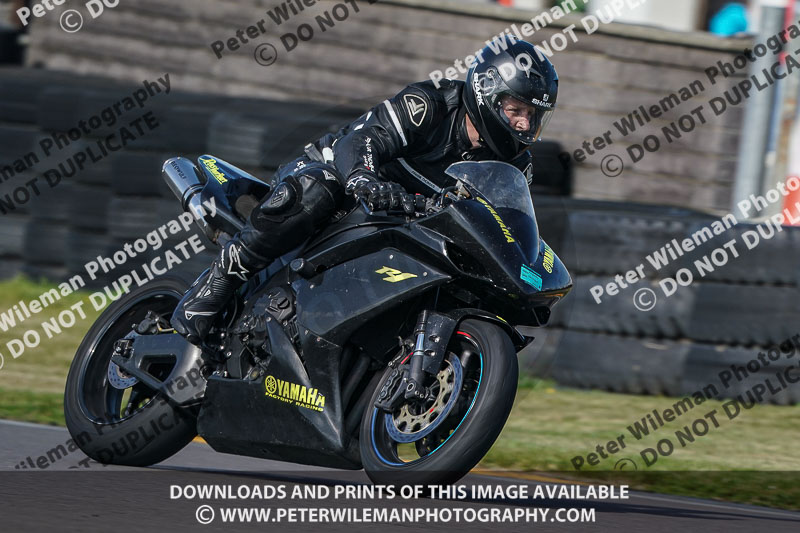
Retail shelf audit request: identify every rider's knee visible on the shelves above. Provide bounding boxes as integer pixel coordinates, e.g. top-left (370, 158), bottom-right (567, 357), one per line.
top-left (250, 163), bottom-right (344, 232)
top-left (293, 163), bottom-right (345, 207)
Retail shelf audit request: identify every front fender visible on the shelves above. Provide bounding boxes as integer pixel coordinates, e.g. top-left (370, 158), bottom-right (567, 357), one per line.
top-left (448, 308), bottom-right (529, 350)
top-left (419, 309), bottom-right (529, 376)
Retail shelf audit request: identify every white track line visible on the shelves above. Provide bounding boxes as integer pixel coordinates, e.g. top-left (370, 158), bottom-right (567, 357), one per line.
top-left (0, 420), bottom-right (66, 431)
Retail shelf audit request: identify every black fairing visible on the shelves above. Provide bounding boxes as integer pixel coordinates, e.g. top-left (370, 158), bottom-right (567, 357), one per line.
top-left (420, 200), bottom-right (571, 325)
top-left (197, 247), bottom-right (449, 469)
top-left (197, 328), bottom-right (361, 469)
top-left (194, 158), bottom-right (572, 470)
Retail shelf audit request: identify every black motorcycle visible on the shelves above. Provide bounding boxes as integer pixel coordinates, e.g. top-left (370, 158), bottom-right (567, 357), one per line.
top-left (63, 156), bottom-right (572, 485)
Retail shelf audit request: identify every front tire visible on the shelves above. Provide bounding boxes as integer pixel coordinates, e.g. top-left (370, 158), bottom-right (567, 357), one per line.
top-left (360, 319), bottom-right (518, 486)
top-left (64, 276), bottom-right (199, 467)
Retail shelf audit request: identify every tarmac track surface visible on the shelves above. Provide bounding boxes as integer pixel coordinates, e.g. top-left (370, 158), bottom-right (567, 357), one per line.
top-left (0, 420), bottom-right (798, 532)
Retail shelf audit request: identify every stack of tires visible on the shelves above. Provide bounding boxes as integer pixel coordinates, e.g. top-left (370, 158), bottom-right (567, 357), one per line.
top-left (107, 152), bottom-right (169, 278)
top-left (32, 85), bottom-right (119, 285)
top-left (0, 68), bottom-right (360, 287)
top-left (524, 200), bottom-right (800, 404)
top-left (22, 184), bottom-right (71, 282)
top-left (0, 122), bottom-right (38, 278)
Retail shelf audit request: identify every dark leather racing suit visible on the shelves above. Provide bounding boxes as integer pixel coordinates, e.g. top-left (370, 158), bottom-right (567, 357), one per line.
top-left (325, 78), bottom-right (533, 194)
top-left (240, 79), bottom-right (534, 262)
top-left (170, 79), bottom-right (533, 343)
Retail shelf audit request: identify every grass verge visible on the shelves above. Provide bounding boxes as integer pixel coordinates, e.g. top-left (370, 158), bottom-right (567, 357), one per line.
top-left (484, 379), bottom-right (800, 510)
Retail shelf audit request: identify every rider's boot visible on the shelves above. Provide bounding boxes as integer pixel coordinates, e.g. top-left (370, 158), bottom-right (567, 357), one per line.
top-left (170, 240), bottom-right (266, 345)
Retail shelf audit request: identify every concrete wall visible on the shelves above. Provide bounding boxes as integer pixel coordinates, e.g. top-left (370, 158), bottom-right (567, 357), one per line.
top-left (589, 0), bottom-right (706, 32)
top-left (23, 0), bottom-right (753, 212)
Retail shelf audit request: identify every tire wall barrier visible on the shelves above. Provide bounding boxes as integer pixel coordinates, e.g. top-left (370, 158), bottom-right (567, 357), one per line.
top-left (0, 68), bottom-right (359, 289)
top-left (526, 197), bottom-right (800, 404)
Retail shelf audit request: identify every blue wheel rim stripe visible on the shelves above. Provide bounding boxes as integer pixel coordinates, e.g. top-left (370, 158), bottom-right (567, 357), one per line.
top-left (370, 348), bottom-right (484, 466)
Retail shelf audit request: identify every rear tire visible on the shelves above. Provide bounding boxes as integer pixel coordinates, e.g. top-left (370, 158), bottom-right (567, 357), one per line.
top-left (360, 319), bottom-right (518, 486)
top-left (64, 276), bottom-right (199, 467)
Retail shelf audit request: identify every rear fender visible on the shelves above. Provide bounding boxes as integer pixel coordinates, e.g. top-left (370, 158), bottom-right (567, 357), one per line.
top-left (197, 155), bottom-right (272, 234)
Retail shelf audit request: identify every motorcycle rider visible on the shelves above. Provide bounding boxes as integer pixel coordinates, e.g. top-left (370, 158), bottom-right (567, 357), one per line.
top-left (170, 38), bottom-right (559, 345)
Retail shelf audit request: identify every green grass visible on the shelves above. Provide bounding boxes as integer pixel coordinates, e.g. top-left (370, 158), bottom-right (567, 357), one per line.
top-left (489, 382), bottom-right (800, 471)
top-left (0, 275), bottom-right (102, 397)
top-left (0, 387), bottom-right (65, 425)
top-left (484, 381), bottom-right (800, 509)
top-left (0, 277), bottom-right (798, 509)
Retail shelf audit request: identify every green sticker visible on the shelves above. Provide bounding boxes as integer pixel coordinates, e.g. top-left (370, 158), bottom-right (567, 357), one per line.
top-left (520, 265), bottom-right (542, 290)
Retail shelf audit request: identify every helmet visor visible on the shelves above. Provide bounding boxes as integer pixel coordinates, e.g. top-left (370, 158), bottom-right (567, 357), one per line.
top-left (492, 93), bottom-right (554, 144)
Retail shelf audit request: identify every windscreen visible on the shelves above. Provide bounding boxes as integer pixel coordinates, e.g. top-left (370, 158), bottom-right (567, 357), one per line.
top-left (445, 161), bottom-right (540, 263)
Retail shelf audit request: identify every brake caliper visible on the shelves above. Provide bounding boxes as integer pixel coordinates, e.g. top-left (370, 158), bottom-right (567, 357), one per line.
top-left (374, 362), bottom-right (410, 412)
top-left (135, 310), bottom-right (173, 335)
top-left (108, 337), bottom-right (138, 389)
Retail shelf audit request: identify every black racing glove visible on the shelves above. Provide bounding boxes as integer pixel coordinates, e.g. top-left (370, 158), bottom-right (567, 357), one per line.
top-left (347, 174), bottom-right (416, 215)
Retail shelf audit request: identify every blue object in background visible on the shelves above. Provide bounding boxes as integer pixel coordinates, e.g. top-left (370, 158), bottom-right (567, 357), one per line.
top-left (710, 3), bottom-right (749, 36)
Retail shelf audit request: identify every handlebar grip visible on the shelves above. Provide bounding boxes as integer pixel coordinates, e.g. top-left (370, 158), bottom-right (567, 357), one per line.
top-left (359, 198), bottom-right (375, 215)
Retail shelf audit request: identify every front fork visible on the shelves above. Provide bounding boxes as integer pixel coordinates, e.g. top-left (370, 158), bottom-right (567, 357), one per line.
top-left (374, 310), bottom-right (457, 412)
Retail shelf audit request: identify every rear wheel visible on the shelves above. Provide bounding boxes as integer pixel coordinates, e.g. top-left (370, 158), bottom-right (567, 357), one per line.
top-left (359, 319), bottom-right (518, 486)
top-left (64, 277), bottom-right (199, 467)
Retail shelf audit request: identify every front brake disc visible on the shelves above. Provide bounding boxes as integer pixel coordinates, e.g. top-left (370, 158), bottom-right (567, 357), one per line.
top-left (384, 353), bottom-right (463, 443)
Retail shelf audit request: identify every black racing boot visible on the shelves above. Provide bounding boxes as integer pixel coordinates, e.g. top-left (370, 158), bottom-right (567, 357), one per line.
top-left (171, 241), bottom-right (258, 345)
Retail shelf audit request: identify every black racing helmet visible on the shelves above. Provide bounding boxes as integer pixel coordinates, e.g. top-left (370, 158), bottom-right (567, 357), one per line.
top-left (464, 38), bottom-right (558, 159)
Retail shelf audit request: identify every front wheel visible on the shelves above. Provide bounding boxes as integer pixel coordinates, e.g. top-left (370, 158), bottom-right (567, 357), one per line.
top-left (359, 319), bottom-right (518, 486)
top-left (64, 276), bottom-right (199, 467)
